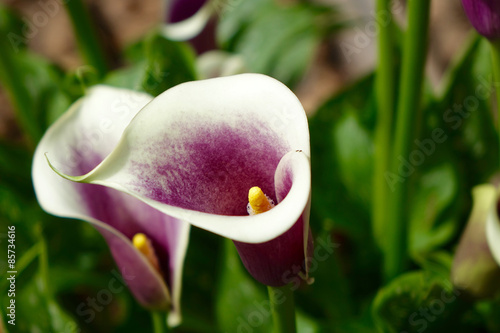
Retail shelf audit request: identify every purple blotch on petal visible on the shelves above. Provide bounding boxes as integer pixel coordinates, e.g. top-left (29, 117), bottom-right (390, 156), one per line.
top-left (61, 149), bottom-right (180, 309)
top-left (127, 121), bottom-right (288, 216)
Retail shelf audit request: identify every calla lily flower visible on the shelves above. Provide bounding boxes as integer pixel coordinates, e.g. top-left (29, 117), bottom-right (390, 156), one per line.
top-left (162, 0), bottom-right (212, 41)
top-left (462, 0), bottom-right (500, 40)
top-left (32, 86), bottom-right (190, 326)
top-left (451, 184), bottom-right (500, 298)
top-left (46, 74), bottom-right (312, 287)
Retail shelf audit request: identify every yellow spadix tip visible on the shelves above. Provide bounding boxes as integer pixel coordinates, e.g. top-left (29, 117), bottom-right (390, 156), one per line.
top-left (133, 233), bottom-right (148, 250)
top-left (132, 233), bottom-right (160, 273)
top-left (248, 186), bottom-right (274, 215)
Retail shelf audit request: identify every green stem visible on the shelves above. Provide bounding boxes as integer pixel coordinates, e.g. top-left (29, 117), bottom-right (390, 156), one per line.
top-left (38, 225), bottom-right (51, 295)
top-left (64, 0), bottom-right (108, 78)
top-left (0, 243), bottom-right (40, 292)
top-left (267, 285), bottom-right (296, 333)
top-left (0, 36), bottom-right (41, 146)
top-left (151, 311), bottom-right (168, 333)
top-left (373, 0), bottom-right (395, 254)
top-left (490, 40), bottom-right (500, 168)
top-left (385, 0), bottom-right (431, 282)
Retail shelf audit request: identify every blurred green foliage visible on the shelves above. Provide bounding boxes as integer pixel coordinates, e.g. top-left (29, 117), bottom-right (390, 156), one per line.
top-left (0, 0), bottom-right (500, 332)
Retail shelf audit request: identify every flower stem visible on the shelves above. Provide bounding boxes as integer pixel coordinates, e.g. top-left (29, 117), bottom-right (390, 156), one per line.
top-left (267, 285), bottom-right (296, 333)
top-left (373, 0), bottom-right (395, 255)
top-left (385, 0), bottom-right (431, 282)
top-left (151, 311), bottom-right (168, 333)
top-left (38, 228), bottom-right (50, 294)
top-left (64, 0), bottom-right (108, 78)
top-left (489, 40), bottom-right (500, 168)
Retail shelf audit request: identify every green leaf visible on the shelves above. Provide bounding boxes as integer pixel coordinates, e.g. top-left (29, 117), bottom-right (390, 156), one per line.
top-left (296, 311), bottom-right (321, 333)
top-left (332, 110), bottom-right (374, 209)
top-left (372, 269), bottom-right (471, 333)
top-left (309, 75), bottom-right (382, 307)
top-left (0, 48), bottom-right (71, 140)
top-left (295, 231), bottom-right (353, 324)
top-left (0, 5), bottom-right (27, 53)
top-left (0, 141), bottom-right (32, 194)
top-left (216, 239), bottom-right (321, 332)
top-left (309, 75), bottom-right (375, 233)
top-left (178, 228), bottom-right (220, 332)
top-left (104, 34), bottom-right (197, 97)
top-left (476, 295), bottom-right (500, 332)
top-left (216, 0), bottom-right (271, 49)
top-left (408, 35), bottom-right (497, 260)
top-left (3, 274), bottom-right (78, 333)
top-left (216, 239), bottom-right (273, 333)
top-left (103, 60), bottom-right (149, 91)
top-left (142, 34), bottom-right (197, 96)
top-left (217, 0), bottom-right (339, 87)
top-left (408, 163), bottom-right (459, 258)
top-left (432, 37), bottom-right (497, 186)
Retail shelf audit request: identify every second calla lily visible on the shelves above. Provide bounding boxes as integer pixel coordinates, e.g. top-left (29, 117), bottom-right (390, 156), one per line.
top-left (162, 0), bottom-right (212, 41)
top-left (33, 86), bottom-right (190, 326)
top-left (48, 74), bottom-right (312, 287)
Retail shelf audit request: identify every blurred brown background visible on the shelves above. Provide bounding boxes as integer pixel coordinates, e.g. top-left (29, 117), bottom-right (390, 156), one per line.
top-left (0, 0), bottom-right (474, 140)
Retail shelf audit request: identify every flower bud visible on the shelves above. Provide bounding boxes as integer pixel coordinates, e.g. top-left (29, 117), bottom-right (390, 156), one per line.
top-left (451, 184), bottom-right (500, 299)
top-left (462, 0), bottom-right (500, 40)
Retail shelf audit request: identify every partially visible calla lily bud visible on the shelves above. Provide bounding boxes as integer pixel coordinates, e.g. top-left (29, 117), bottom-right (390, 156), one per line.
top-left (487, 187), bottom-right (500, 268)
top-left (32, 86), bottom-right (190, 326)
top-left (462, 0), bottom-right (500, 40)
top-left (162, 0), bottom-right (212, 41)
top-left (451, 184), bottom-right (500, 299)
top-left (46, 74), bottom-right (313, 287)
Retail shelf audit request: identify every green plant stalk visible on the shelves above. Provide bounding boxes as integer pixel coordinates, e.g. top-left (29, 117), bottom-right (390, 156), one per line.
top-left (151, 311), bottom-right (168, 333)
top-left (267, 285), bottom-right (296, 333)
top-left (64, 0), bottom-right (108, 78)
top-left (373, 0), bottom-right (395, 253)
top-left (38, 226), bottom-right (51, 295)
top-left (0, 308), bottom-right (7, 333)
top-left (385, 0), bottom-right (431, 281)
top-left (0, 36), bottom-right (41, 146)
top-left (490, 40), bottom-right (500, 168)
top-left (0, 242), bottom-right (40, 292)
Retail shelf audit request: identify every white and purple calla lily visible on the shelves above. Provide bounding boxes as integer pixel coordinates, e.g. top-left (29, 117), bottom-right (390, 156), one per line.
top-left (32, 86), bottom-right (190, 326)
top-left (162, 0), bottom-right (212, 41)
top-left (44, 74), bottom-right (312, 287)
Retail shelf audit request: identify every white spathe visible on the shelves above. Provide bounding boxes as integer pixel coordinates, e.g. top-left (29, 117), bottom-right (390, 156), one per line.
top-left (47, 74), bottom-right (311, 244)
